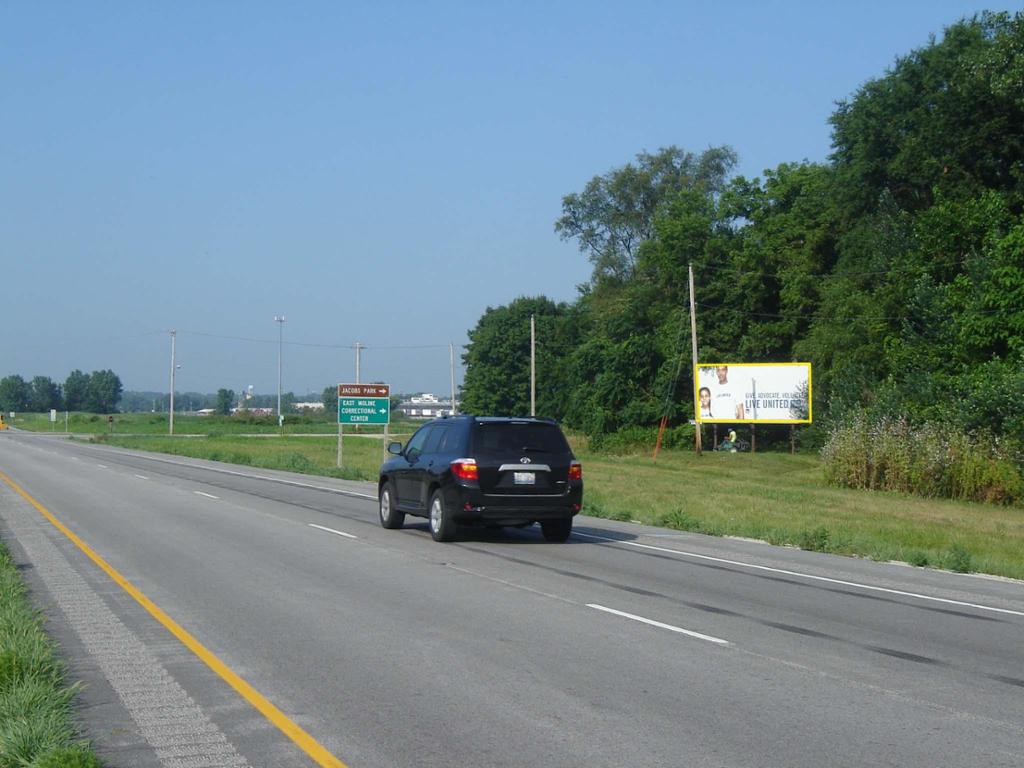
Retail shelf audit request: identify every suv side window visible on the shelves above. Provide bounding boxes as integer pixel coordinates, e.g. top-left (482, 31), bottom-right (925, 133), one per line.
top-left (405, 426), bottom-right (432, 459)
top-left (423, 425), bottom-right (447, 454)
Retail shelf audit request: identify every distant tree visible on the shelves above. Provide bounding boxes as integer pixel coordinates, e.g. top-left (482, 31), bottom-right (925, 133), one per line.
top-left (321, 386), bottom-right (337, 412)
top-left (63, 370), bottom-right (89, 411)
top-left (84, 370), bottom-right (123, 414)
top-left (28, 376), bottom-right (62, 412)
top-left (556, 145), bottom-right (737, 284)
top-left (0, 375), bottom-right (30, 413)
top-left (215, 388), bottom-right (235, 415)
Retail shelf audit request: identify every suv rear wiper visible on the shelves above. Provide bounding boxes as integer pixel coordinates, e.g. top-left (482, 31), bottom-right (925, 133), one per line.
top-left (520, 445), bottom-right (549, 453)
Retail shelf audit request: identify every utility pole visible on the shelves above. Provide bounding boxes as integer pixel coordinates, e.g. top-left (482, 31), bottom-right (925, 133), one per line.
top-left (354, 342), bottom-right (363, 384)
top-left (530, 314), bottom-right (536, 417)
top-left (274, 315), bottom-right (286, 428)
top-left (449, 342), bottom-right (457, 415)
top-left (688, 264), bottom-right (703, 454)
top-left (169, 330), bottom-right (177, 436)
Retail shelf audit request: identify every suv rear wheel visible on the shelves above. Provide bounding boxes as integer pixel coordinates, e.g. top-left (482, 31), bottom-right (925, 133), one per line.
top-left (379, 481), bottom-right (404, 529)
top-left (540, 519), bottom-right (572, 543)
top-left (429, 489), bottom-right (457, 542)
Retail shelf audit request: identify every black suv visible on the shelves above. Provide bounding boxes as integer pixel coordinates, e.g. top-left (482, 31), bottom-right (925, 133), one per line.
top-left (378, 415), bottom-right (582, 542)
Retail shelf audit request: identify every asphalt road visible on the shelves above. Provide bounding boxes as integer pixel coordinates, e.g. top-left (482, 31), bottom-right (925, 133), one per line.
top-left (1, 430), bottom-right (1022, 768)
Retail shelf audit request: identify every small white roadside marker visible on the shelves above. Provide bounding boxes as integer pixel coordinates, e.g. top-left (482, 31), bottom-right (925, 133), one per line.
top-left (308, 523), bottom-right (357, 540)
top-left (587, 604), bottom-right (730, 646)
top-left (194, 491), bottom-right (219, 499)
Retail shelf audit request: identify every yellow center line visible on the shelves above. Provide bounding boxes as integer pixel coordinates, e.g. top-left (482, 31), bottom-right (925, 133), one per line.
top-left (0, 470), bottom-right (348, 768)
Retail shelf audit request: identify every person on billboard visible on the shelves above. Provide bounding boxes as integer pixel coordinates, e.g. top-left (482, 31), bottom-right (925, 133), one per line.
top-left (698, 387), bottom-right (713, 418)
top-left (713, 366), bottom-right (745, 419)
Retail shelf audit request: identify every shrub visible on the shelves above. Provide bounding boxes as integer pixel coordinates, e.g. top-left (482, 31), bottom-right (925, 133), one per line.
top-left (821, 413), bottom-right (1023, 504)
top-left (945, 543), bottom-right (973, 573)
top-left (797, 526), bottom-right (830, 552)
top-left (589, 424), bottom-right (694, 454)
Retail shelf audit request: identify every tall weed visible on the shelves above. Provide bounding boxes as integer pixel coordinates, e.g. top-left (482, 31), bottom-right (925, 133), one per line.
top-left (822, 414), bottom-right (1023, 504)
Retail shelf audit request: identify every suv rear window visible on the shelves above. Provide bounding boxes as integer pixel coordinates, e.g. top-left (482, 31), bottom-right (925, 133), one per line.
top-left (472, 422), bottom-right (570, 456)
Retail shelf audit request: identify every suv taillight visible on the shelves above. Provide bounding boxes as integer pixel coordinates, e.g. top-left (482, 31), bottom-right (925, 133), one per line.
top-left (451, 458), bottom-right (478, 481)
top-left (568, 461), bottom-right (582, 481)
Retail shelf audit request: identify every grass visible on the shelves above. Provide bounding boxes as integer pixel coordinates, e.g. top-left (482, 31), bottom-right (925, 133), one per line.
top-left (98, 433), bottom-right (405, 482)
top-left (0, 540), bottom-right (102, 767)
top-left (95, 431), bottom-right (1024, 581)
top-left (579, 449), bottom-right (1023, 580)
top-left (11, 411), bottom-right (423, 437)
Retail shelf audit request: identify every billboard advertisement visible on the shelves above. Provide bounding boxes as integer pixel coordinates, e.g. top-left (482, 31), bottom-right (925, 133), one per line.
top-left (695, 363), bottom-right (811, 424)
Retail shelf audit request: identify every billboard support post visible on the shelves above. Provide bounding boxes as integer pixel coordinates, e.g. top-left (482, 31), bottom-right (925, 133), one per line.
top-left (751, 424), bottom-right (756, 454)
top-left (688, 264), bottom-right (702, 454)
top-left (790, 425), bottom-right (796, 454)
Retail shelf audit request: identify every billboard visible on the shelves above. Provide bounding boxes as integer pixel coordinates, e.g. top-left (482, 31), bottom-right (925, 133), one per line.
top-left (694, 363), bottom-right (811, 424)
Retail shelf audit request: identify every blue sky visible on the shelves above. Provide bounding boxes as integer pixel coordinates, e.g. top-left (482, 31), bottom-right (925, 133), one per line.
top-left (1, 1), bottom-right (1013, 396)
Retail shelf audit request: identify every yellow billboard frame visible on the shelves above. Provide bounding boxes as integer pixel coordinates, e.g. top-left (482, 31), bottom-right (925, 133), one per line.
top-left (694, 362), bottom-right (812, 424)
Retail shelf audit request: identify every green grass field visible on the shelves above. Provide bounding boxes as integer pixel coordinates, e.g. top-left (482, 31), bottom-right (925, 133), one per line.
top-left (11, 411), bottom-right (421, 437)
top-left (95, 432), bottom-right (1024, 581)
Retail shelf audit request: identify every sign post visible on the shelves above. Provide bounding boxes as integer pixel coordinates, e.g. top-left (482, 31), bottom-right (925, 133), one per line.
top-left (336, 384), bottom-right (390, 469)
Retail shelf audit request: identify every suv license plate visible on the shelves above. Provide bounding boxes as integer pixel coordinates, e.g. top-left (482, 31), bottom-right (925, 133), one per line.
top-left (513, 472), bottom-right (535, 485)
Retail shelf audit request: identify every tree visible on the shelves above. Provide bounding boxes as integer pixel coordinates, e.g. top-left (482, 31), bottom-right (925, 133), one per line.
top-left (556, 145), bottom-right (737, 284)
top-left (0, 375), bottom-right (30, 413)
top-left (84, 370), bottom-right (123, 414)
top-left (461, 296), bottom-right (577, 419)
top-left (215, 389), bottom-right (235, 415)
top-left (830, 12), bottom-right (1024, 219)
top-left (63, 370), bottom-right (89, 411)
top-left (321, 386), bottom-right (337, 413)
top-left (29, 376), bottom-right (62, 412)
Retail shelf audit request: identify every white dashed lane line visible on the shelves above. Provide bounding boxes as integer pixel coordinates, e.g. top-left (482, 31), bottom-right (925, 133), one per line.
top-left (194, 491), bottom-right (220, 500)
top-left (308, 523), bottom-right (358, 540)
top-left (96, 464), bottom-right (108, 469)
top-left (573, 532), bottom-right (1024, 618)
top-left (133, 474), bottom-right (148, 480)
top-left (588, 604), bottom-right (731, 646)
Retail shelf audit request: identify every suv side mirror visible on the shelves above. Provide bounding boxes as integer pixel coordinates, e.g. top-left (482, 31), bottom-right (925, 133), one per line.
top-left (387, 441), bottom-right (403, 455)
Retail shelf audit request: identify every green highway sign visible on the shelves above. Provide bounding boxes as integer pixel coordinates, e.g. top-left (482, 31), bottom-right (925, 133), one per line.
top-left (337, 383), bottom-right (391, 425)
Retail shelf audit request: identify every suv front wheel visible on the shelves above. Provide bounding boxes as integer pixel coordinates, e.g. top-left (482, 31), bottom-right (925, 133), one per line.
top-left (429, 489), bottom-right (457, 542)
top-left (379, 481), bottom-right (405, 529)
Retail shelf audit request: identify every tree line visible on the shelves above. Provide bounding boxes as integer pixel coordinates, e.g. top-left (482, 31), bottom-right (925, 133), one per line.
top-left (461, 12), bottom-right (1024, 448)
top-left (0, 370), bottom-right (123, 414)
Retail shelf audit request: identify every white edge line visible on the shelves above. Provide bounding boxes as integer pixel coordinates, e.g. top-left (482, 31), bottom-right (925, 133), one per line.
top-left (194, 491), bottom-right (219, 499)
top-left (133, 474), bottom-right (148, 480)
top-left (86, 446), bottom-right (377, 500)
top-left (574, 532), bottom-right (1024, 618)
top-left (308, 523), bottom-right (358, 540)
top-left (587, 603), bottom-right (730, 646)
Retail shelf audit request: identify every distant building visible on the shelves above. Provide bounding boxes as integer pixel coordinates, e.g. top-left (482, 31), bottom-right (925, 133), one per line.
top-left (293, 402), bottom-right (325, 411)
top-left (395, 393), bottom-right (455, 419)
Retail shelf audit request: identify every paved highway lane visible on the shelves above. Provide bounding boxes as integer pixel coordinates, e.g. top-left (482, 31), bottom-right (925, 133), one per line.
top-left (1, 431), bottom-right (1022, 767)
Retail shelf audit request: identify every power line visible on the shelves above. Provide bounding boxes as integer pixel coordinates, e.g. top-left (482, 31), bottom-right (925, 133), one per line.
top-left (692, 252), bottom-right (982, 282)
top-left (174, 329), bottom-right (451, 351)
top-left (692, 303), bottom-right (1011, 323)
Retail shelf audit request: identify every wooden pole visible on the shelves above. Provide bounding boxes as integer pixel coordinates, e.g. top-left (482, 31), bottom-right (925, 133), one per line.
top-left (751, 424), bottom-right (757, 453)
top-left (688, 264), bottom-right (702, 454)
top-left (652, 415), bottom-right (668, 462)
top-left (790, 425), bottom-right (796, 454)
